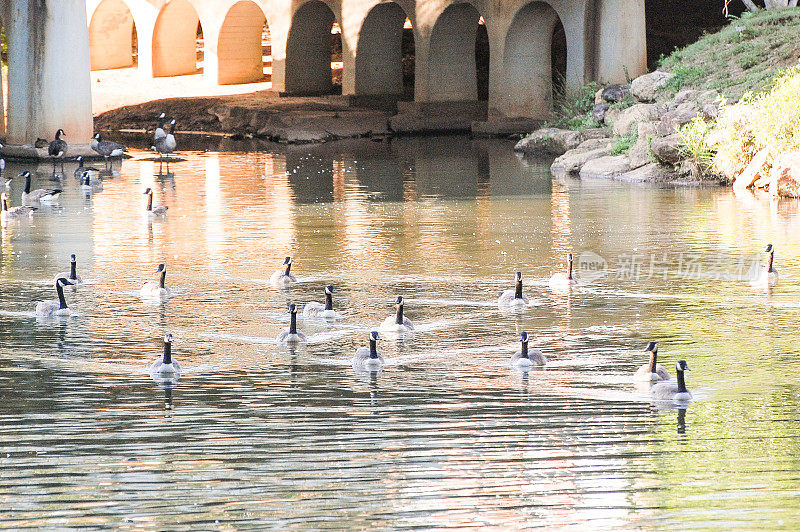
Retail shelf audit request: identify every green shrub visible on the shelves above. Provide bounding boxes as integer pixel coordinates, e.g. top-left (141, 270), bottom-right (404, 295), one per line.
top-left (609, 133), bottom-right (637, 155)
top-left (678, 117), bottom-right (716, 178)
top-left (547, 78), bottom-right (601, 130)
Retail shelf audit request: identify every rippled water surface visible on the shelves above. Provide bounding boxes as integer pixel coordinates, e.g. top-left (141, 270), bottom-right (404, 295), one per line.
top-left (2, 135), bottom-right (800, 529)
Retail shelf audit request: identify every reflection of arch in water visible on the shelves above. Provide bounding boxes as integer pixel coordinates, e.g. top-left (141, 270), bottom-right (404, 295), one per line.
top-left (152, 0), bottom-right (203, 77)
top-left (427, 4), bottom-right (489, 102)
top-left (355, 3), bottom-right (414, 99)
top-left (213, 1), bottom-right (271, 85)
top-left (88, 0), bottom-right (138, 70)
top-left (502, 2), bottom-right (567, 118)
top-left (285, 1), bottom-right (340, 95)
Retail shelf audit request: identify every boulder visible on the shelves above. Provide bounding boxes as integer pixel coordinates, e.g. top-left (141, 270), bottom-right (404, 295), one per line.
top-left (579, 155), bottom-right (631, 179)
top-left (600, 84), bottom-right (631, 103)
top-left (657, 102), bottom-right (700, 136)
top-left (733, 147), bottom-right (769, 191)
top-left (673, 89), bottom-right (700, 106)
top-left (611, 103), bottom-right (659, 135)
top-left (550, 138), bottom-right (614, 174)
top-left (593, 103), bottom-right (609, 123)
top-left (700, 103), bottom-right (720, 121)
top-left (582, 128), bottom-right (611, 141)
top-left (514, 128), bottom-right (584, 157)
top-left (650, 133), bottom-right (683, 164)
top-left (617, 163), bottom-right (681, 183)
top-left (769, 152), bottom-right (800, 197)
top-left (630, 71), bottom-right (674, 102)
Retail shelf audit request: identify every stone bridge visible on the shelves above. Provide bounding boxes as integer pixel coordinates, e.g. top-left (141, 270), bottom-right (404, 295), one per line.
top-left (0, 0), bottom-right (645, 144)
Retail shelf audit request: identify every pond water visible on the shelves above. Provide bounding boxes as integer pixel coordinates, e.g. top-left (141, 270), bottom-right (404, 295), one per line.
top-left (1, 135), bottom-right (800, 529)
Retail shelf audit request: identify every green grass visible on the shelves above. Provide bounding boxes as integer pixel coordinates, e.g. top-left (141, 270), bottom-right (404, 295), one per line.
top-left (609, 133), bottom-right (637, 155)
top-left (546, 80), bottom-right (602, 130)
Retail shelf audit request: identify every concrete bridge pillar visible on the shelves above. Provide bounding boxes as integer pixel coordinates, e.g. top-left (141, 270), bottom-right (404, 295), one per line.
top-left (595, 0), bottom-right (647, 83)
top-left (6, 0), bottom-right (93, 144)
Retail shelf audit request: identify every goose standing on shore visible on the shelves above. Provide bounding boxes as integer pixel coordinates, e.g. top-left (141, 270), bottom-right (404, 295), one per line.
top-left (751, 244), bottom-right (778, 288)
top-left (48, 129), bottom-right (67, 175)
top-left (380, 296), bottom-right (415, 333)
top-left (353, 331), bottom-right (384, 370)
top-left (276, 304), bottom-right (307, 345)
top-left (90, 133), bottom-right (126, 168)
top-left (143, 188), bottom-right (168, 217)
top-left (20, 171), bottom-right (61, 205)
top-left (303, 285), bottom-right (338, 318)
top-left (634, 341), bottom-right (670, 381)
top-left (150, 334), bottom-right (182, 377)
top-left (53, 254), bottom-right (83, 285)
top-left (549, 253), bottom-right (578, 291)
top-left (1, 192), bottom-right (36, 224)
top-left (35, 278), bottom-right (75, 317)
top-left (510, 331), bottom-right (546, 368)
top-left (270, 256), bottom-right (296, 287)
top-left (498, 271), bottom-right (529, 309)
top-left (651, 360), bottom-right (693, 403)
top-left (140, 263), bottom-right (172, 299)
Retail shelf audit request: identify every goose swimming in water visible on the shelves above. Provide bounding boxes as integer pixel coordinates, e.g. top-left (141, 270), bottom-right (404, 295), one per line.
top-left (80, 171), bottom-right (102, 195)
top-left (73, 156), bottom-right (100, 181)
top-left (303, 285), bottom-right (338, 318)
top-left (510, 331), bottom-right (546, 368)
top-left (1, 192), bottom-right (36, 223)
top-left (270, 256), bottom-right (296, 287)
top-left (352, 331), bottom-right (384, 370)
top-left (19, 171), bottom-right (61, 205)
top-left (498, 271), bottom-right (529, 309)
top-left (90, 133), bottom-right (126, 167)
top-left (47, 129), bottom-right (67, 174)
top-left (380, 296), bottom-right (415, 333)
top-left (150, 334), bottom-right (182, 377)
top-left (276, 304), bottom-right (307, 345)
top-left (751, 244), bottom-right (778, 287)
top-left (548, 253), bottom-right (578, 291)
top-left (140, 263), bottom-right (172, 299)
top-left (53, 254), bottom-right (83, 285)
top-left (634, 341), bottom-right (670, 381)
top-left (35, 277), bottom-right (74, 317)
top-left (143, 188), bottom-right (168, 217)
top-left (651, 360), bottom-right (693, 403)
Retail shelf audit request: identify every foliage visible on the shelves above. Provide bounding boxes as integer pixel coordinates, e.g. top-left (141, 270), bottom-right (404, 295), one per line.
top-left (609, 133), bottom-right (637, 155)
top-left (678, 117), bottom-right (717, 178)
top-left (547, 78), bottom-right (602, 130)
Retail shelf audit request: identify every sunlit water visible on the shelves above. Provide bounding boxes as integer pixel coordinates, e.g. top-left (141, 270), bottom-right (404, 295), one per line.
top-left (1, 135), bottom-right (800, 529)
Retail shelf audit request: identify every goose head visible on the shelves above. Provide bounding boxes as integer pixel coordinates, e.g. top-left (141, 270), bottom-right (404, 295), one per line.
top-left (515, 271), bottom-right (522, 282)
top-left (324, 284), bottom-right (335, 295)
top-left (676, 360), bottom-right (690, 373)
top-left (55, 129), bottom-right (65, 139)
top-left (766, 244), bottom-right (773, 253)
top-left (645, 341), bottom-right (657, 353)
top-left (156, 263), bottom-right (166, 274)
top-left (70, 254), bottom-right (76, 262)
top-left (76, 156), bottom-right (83, 165)
top-left (55, 277), bottom-right (74, 288)
top-left (395, 295), bottom-right (404, 307)
top-left (288, 303), bottom-right (297, 315)
top-left (143, 187), bottom-right (153, 195)
top-left (520, 331), bottom-right (528, 343)
top-left (18, 171), bottom-right (30, 180)
top-left (93, 133), bottom-right (102, 141)
top-left (370, 331), bottom-right (380, 342)
top-left (283, 256), bottom-right (292, 266)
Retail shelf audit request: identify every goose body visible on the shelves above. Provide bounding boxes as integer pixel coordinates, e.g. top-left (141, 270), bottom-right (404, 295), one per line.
top-left (751, 244), bottom-right (778, 287)
top-left (90, 133), bottom-right (126, 159)
top-left (140, 263), bottom-right (172, 299)
top-left (270, 256), bottom-right (296, 287)
top-left (19, 172), bottom-right (61, 205)
top-left (47, 129), bottom-right (67, 158)
top-left (651, 360), bottom-right (693, 402)
top-left (154, 113), bottom-right (168, 141)
top-left (53, 254), bottom-right (83, 285)
top-left (150, 334), bottom-right (182, 376)
top-left (276, 304), bottom-right (307, 345)
top-left (143, 188), bottom-right (168, 217)
top-left (152, 120), bottom-right (177, 158)
top-left (1, 193), bottom-right (36, 223)
top-left (303, 285), bottom-right (338, 318)
top-left (498, 271), bottom-right (529, 309)
top-left (549, 253), bottom-right (578, 291)
top-left (634, 341), bottom-right (670, 382)
top-left (352, 331), bottom-right (385, 369)
top-left (35, 278), bottom-right (74, 316)
top-left (380, 296), bottom-right (415, 332)
top-left (510, 331), bottom-right (546, 368)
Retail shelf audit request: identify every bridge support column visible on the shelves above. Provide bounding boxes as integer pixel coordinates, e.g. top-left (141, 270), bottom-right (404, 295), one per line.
top-left (7, 0), bottom-right (93, 144)
top-left (595, 0), bottom-right (647, 84)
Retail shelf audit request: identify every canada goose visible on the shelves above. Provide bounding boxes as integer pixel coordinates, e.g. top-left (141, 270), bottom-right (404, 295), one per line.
top-left (651, 360), bottom-right (693, 403)
top-left (352, 331), bottom-right (384, 369)
top-left (498, 271), bottom-right (529, 309)
top-left (510, 331), bottom-right (546, 368)
top-left (90, 133), bottom-right (126, 167)
top-left (303, 285), bottom-right (338, 318)
top-left (270, 256), bottom-right (296, 287)
top-left (73, 156), bottom-right (100, 181)
top-left (150, 334), bottom-right (182, 376)
top-left (53, 254), bottom-right (83, 285)
top-left (35, 277), bottom-right (74, 316)
top-left (140, 263), bottom-right (172, 299)
top-left (1, 192), bottom-right (36, 223)
top-left (47, 129), bottom-right (67, 174)
top-left (380, 295), bottom-right (415, 333)
top-left (143, 188), bottom-right (168, 217)
top-left (152, 120), bottom-right (177, 163)
top-left (0, 158), bottom-right (7, 188)
top-left (276, 303), bottom-right (307, 345)
top-left (549, 253), bottom-right (578, 291)
top-left (751, 244), bottom-right (778, 287)
top-left (80, 171), bottom-right (102, 195)
top-left (19, 171), bottom-right (61, 205)
top-left (154, 113), bottom-right (168, 141)
top-left (634, 341), bottom-right (670, 381)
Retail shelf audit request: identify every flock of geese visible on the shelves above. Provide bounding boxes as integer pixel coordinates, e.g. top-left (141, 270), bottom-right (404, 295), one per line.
top-left (3, 116), bottom-right (784, 406)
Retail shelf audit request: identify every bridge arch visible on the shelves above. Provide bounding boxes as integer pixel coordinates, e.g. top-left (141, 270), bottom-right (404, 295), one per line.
top-left (355, 2), bottom-right (414, 98)
top-left (215, 1), bottom-right (271, 85)
top-left (501, 1), bottom-right (566, 118)
top-left (88, 0), bottom-right (138, 71)
top-left (427, 3), bottom-right (489, 102)
top-left (285, 0), bottom-right (340, 95)
top-left (152, 0), bottom-right (204, 77)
